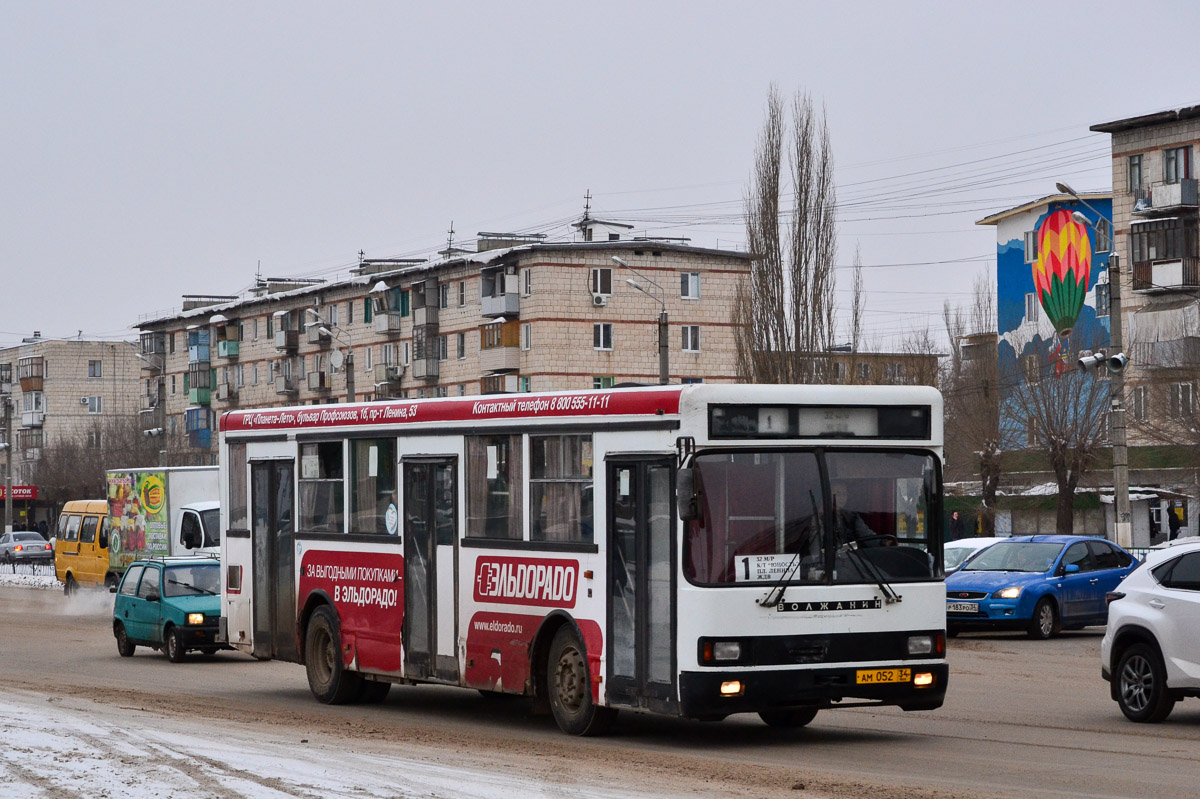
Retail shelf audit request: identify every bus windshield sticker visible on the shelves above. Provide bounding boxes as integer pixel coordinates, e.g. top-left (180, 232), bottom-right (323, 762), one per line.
top-left (736, 554), bottom-right (799, 582)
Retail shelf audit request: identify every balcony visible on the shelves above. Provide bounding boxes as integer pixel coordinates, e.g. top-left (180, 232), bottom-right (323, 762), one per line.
top-left (217, 339), bottom-right (240, 359)
top-left (481, 292), bottom-right (520, 318)
top-left (306, 325), bottom-right (331, 346)
top-left (140, 331), bottom-right (166, 356)
top-left (141, 392), bottom-right (158, 412)
top-left (373, 311), bottom-right (404, 336)
top-left (188, 387), bottom-right (211, 405)
top-left (0, 363), bottom-right (11, 394)
top-left (138, 353), bottom-right (164, 374)
top-left (216, 382), bottom-right (237, 403)
top-left (274, 375), bottom-right (298, 396)
top-left (412, 358), bottom-right (439, 381)
top-left (481, 373), bottom-right (519, 394)
top-left (414, 304), bottom-right (438, 327)
top-left (275, 330), bottom-right (299, 352)
top-left (1133, 257), bottom-right (1200, 292)
top-left (1133, 179), bottom-right (1199, 216)
top-left (308, 371), bottom-right (331, 391)
top-left (21, 410), bottom-right (44, 428)
top-left (186, 407), bottom-right (213, 450)
top-left (480, 271), bottom-right (520, 318)
top-left (16, 357), bottom-right (43, 392)
top-left (374, 364), bottom-right (405, 383)
top-left (479, 319), bottom-right (521, 373)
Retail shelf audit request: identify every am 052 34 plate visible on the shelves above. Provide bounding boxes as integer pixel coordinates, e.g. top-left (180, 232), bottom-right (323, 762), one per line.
top-left (855, 668), bottom-right (912, 685)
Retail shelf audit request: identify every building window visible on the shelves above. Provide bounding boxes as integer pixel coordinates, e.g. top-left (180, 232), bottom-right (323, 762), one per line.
top-left (383, 343), bottom-right (396, 365)
top-left (234, 364), bottom-right (244, 387)
top-left (457, 332), bottom-right (466, 360)
top-left (87, 360), bottom-right (102, 378)
top-left (681, 272), bottom-right (701, 299)
top-left (593, 323), bottom-right (613, 350)
top-left (681, 377), bottom-right (703, 384)
top-left (252, 364), bottom-right (259, 386)
top-left (593, 376), bottom-right (615, 389)
top-left (438, 335), bottom-right (448, 361)
top-left (171, 375), bottom-right (177, 394)
top-left (682, 325), bottom-right (700, 352)
top-left (1095, 282), bottom-right (1110, 318)
top-left (857, 363), bottom-right (870, 383)
top-left (1164, 146), bottom-right (1191, 183)
top-left (363, 297), bottom-right (373, 323)
top-left (439, 283), bottom-right (450, 309)
top-left (833, 362), bottom-right (847, 382)
top-left (22, 391), bottom-right (43, 413)
top-left (346, 300), bottom-right (353, 325)
top-left (169, 333), bottom-right (176, 354)
top-left (530, 434), bottom-right (593, 543)
top-left (457, 384), bottom-right (465, 396)
top-left (1128, 155), bottom-right (1143, 192)
top-left (521, 268), bottom-right (532, 297)
top-left (466, 434), bottom-right (522, 540)
top-left (1024, 230), bottom-right (1038, 265)
top-left (1131, 385), bottom-right (1149, 422)
top-left (1170, 383), bottom-right (1194, 419)
top-left (86, 396), bottom-right (103, 414)
top-left (884, 363), bottom-right (904, 383)
top-left (521, 323), bottom-right (531, 351)
top-left (88, 430), bottom-right (102, 449)
top-left (1025, 292), bottom-right (1040, 322)
top-left (403, 342), bottom-right (411, 365)
top-left (1095, 218), bottom-right (1112, 253)
top-left (591, 267), bottom-right (612, 296)
top-left (459, 280), bottom-right (466, 306)
top-left (519, 376), bottom-right (531, 392)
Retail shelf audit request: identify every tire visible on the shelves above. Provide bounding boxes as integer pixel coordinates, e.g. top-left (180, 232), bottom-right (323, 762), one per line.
top-left (165, 625), bottom-right (187, 663)
top-left (63, 574), bottom-right (78, 597)
top-left (305, 606), bottom-right (362, 704)
top-left (1027, 598), bottom-right (1060, 640)
top-left (104, 573), bottom-right (119, 593)
top-left (547, 626), bottom-right (615, 736)
top-left (115, 623), bottom-right (136, 657)
top-left (758, 707), bottom-right (819, 728)
top-left (357, 679), bottom-right (391, 704)
top-left (1115, 643), bottom-right (1176, 723)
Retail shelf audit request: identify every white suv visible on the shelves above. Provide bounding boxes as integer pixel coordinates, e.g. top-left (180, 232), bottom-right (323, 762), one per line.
top-left (1101, 539), bottom-right (1200, 722)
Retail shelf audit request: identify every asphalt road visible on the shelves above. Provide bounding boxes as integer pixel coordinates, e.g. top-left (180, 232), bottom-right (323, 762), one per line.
top-left (3, 585), bottom-right (1199, 799)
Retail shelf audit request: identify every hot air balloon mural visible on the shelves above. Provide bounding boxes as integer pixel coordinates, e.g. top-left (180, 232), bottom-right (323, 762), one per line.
top-left (1032, 209), bottom-right (1093, 375)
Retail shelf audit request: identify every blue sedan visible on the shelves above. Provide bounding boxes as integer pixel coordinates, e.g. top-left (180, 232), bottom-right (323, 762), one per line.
top-left (945, 535), bottom-right (1138, 639)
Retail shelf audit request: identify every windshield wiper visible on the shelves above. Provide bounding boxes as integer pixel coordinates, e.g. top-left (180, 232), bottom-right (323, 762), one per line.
top-left (758, 490), bottom-right (821, 608)
top-left (833, 498), bottom-right (901, 604)
top-left (167, 578), bottom-right (216, 596)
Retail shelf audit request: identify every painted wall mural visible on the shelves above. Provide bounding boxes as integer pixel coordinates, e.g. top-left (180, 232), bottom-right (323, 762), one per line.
top-left (1033, 208), bottom-right (1094, 375)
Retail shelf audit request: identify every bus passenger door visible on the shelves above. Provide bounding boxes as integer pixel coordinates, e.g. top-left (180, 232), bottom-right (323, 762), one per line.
top-left (606, 457), bottom-right (677, 714)
top-left (402, 458), bottom-right (459, 682)
top-left (251, 460), bottom-right (296, 661)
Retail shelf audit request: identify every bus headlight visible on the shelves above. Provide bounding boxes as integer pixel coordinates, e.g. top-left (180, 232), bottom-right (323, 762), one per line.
top-left (713, 641), bottom-right (741, 661)
top-left (993, 586), bottom-right (1021, 599)
top-left (906, 635), bottom-right (933, 655)
top-left (187, 613), bottom-right (205, 626)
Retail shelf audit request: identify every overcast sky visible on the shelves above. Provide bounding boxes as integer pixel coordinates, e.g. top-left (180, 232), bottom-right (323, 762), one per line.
top-left (4, 1), bottom-right (1199, 350)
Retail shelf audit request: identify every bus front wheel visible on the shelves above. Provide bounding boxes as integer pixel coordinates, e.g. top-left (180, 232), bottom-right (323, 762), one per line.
top-left (305, 606), bottom-right (362, 704)
top-left (547, 626), bottom-right (615, 736)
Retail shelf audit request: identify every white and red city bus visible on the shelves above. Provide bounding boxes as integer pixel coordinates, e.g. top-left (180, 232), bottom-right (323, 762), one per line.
top-left (218, 383), bottom-right (947, 734)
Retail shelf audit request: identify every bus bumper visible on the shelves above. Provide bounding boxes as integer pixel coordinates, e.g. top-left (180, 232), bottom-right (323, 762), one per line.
top-left (677, 663), bottom-right (948, 719)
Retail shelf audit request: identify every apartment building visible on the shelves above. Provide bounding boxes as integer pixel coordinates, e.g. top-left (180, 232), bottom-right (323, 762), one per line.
top-left (136, 222), bottom-right (752, 458)
top-left (0, 334), bottom-right (143, 527)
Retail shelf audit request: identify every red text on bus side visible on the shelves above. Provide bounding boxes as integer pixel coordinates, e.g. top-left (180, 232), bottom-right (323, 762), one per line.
top-left (473, 556), bottom-right (579, 608)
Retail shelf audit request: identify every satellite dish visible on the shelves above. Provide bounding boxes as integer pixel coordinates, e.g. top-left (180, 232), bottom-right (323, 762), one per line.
top-left (329, 350), bottom-right (345, 370)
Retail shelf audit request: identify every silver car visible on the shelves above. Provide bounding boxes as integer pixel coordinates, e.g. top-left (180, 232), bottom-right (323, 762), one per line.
top-left (0, 531), bottom-right (53, 563)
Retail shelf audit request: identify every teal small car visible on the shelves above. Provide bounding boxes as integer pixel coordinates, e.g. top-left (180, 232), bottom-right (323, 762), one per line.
top-left (112, 556), bottom-right (224, 662)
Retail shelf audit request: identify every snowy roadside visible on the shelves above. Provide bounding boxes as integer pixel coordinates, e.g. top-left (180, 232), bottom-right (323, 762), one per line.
top-left (0, 570), bottom-right (59, 590)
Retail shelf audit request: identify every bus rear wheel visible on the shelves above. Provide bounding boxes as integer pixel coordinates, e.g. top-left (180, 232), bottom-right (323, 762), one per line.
top-left (547, 626), bottom-right (615, 736)
top-left (305, 606), bottom-right (362, 704)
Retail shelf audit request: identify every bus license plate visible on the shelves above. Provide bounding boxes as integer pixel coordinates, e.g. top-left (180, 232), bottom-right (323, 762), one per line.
top-left (856, 668), bottom-right (911, 685)
top-left (947, 602), bottom-right (978, 613)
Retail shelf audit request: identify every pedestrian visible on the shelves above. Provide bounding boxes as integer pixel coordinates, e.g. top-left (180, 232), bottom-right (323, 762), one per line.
top-left (1168, 507), bottom-right (1182, 541)
top-left (37, 519), bottom-right (48, 538)
top-left (949, 510), bottom-right (966, 540)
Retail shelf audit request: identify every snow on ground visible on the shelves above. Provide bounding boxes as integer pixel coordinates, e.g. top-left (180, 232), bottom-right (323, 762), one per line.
top-left (0, 685), bottom-right (666, 799)
top-left (0, 567), bottom-right (59, 590)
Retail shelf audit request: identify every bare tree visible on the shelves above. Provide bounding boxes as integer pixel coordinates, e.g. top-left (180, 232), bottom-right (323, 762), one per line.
top-left (1004, 322), bottom-right (1110, 534)
top-left (897, 325), bottom-right (943, 388)
top-left (847, 244), bottom-right (866, 383)
top-left (735, 85), bottom-right (838, 383)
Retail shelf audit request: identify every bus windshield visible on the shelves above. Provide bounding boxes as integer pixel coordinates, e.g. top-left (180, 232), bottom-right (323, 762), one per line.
top-left (684, 450), bottom-right (938, 585)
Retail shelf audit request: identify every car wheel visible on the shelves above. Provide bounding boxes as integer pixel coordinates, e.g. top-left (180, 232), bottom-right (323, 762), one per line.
top-left (1026, 598), bottom-right (1060, 639)
top-left (1116, 643), bottom-right (1176, 723)
top-left (547, 626), bottom-right (615, 736)
top-left (115, 623), bottom-right (136, 657)
top-left (305, 605), bottom-right (362, 704)
top-left (758, 707), bottom-right (819, 728)
top-left (165, 625), bottom-right (187, 663)
top-left (63, 574), bottom-right (78, 597)
top-left (104, 573), bottom-right (118, 593)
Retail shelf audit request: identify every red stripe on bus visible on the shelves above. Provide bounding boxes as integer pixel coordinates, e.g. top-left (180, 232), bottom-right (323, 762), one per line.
top-left (219, 388), bottom-right (684, 433)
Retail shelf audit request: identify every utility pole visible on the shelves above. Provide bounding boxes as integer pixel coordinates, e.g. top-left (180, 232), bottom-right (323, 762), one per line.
top-left (1109, 254), bottom-right (1131, 548)
top-left (657, 310), bottom-right (669, 386)
top-left (4, 396), bottom-right (13, 535)
top-left (345, 349), bottom-right (355, 403)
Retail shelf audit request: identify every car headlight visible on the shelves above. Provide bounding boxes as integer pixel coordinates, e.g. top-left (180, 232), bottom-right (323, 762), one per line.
top-left (187, 613), bottom-right (205, 625)
top-left (993, 587), bottom-right (1021, 599)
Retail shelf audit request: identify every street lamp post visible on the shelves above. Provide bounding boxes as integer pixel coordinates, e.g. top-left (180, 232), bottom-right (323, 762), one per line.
top-left (612, 256), bottom-right (669, 385)
top-left (1058, 182), bottom-right (1132, 547)
top-left (2, 396), bottom-right (12, 535)
top-left (307, 309), bottom-right (355, 402)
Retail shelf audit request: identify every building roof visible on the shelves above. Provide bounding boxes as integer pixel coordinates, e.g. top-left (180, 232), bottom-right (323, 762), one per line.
top-left (136, 240), bottom-right (750, 329)
top-left (975, 192), bottom-right (1111, 227)
top-left (1090, 105), bottom-right (1200, 134)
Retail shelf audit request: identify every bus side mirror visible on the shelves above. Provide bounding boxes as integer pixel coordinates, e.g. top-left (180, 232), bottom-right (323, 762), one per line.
top-left (677, 468), bottom-right (699, 522)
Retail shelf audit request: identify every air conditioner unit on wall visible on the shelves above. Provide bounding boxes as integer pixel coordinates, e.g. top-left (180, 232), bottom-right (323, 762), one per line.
top-left (80, 397), bottom-right (89, 405)
top-left (592, 294), bottom-right (607, 307)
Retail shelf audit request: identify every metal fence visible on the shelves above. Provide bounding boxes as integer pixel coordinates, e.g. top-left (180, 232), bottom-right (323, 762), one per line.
top-left (1, 561), bottom-right (56, 578)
